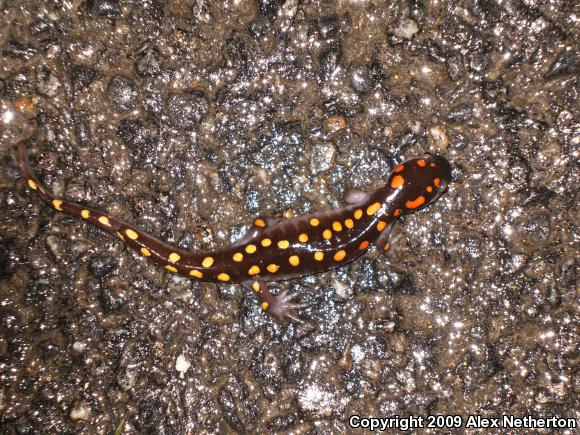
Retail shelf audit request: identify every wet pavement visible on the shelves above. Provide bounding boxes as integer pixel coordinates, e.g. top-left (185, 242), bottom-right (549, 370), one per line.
top-left (0, 0), bottom-right (578, 433)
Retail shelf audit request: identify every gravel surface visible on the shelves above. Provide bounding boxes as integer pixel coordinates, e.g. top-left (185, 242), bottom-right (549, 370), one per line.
top-left (1, 1), bottom-right (578, 433)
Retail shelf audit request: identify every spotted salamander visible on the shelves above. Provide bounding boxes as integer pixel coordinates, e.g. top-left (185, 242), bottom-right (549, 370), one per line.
top-left (18, 143), bottom-right (452, 322)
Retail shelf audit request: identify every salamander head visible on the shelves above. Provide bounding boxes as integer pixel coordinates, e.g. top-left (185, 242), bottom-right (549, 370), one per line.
top-left (387, 154), bottom-right (452, 213)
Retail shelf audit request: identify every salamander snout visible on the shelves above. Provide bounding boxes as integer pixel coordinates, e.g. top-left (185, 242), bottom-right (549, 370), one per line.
top-left (387, 153), bottom-right (452, 213)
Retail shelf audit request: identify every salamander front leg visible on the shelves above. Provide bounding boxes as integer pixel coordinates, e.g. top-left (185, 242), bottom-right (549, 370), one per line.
top-left (242, 279), bottom-right (306, 323)
top-left (232, 217), bottom-right (281, 247)
top-left (375, 227), bottom-right (393, 253)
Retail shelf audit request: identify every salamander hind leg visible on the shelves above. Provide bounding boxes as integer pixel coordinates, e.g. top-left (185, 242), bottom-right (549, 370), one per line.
top-left (242, 280), bottom-right (306, 323)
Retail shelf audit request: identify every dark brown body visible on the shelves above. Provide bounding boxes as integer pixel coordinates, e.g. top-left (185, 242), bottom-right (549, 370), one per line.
top-left (19, 143), bottom-right (451, 321)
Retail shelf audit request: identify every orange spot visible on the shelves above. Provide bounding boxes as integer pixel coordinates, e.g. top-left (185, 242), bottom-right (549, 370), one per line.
top-left (323, 229), bottom-right (332, 240)
top-left (261, 301), bottom-right (269, 311)
top-left (277, 240), bottom-right (289, 249)
top-left (233, 252), bottom-right (243, 262)
top-left (255, 218), bottom-right (266, 227)
top-left (309, 218), bottom-right (320, 227)
top-left (344, 218), bottom-right (354, 229)
top-left (359, 241), bottom-right (369, 250)
top-left (98, 216), bottom-right (110, 226)
top-left (334, 250), bottom-right (347, 262)
top-left (394, 164), bottom-right (404, 173)
top-left (266, 264), bottom-right (279, 273)
top-left (140, 247), bottom-right (151, 257)
top-left (394, 209), bottom-right (402, 217)
top-left (417, 159), bottom-right (426, 167)
top-left (430, 162), bottom-right (436, 167)
top-left (298, 233), bottom-right (308, 243)
top-left (190, 269), bottom-right (203, 278)
top-left (426, 186), bottom-right (433, 193)
top-left (314, 251), bottom-right (324, 261)
top-left (434, 178), bottom-right (440, 187)
top-left (384, 242), bottom-right (390, 250)
top-left (354, 209), bottom-right (363, 220)
top-left (405, 196), bottom-right (426, 209)
top-left (52, 199), bottom-right (63, 211)
top-left (377, 221), bottom-right (387, 231)
top-left (245, 244), bottom-right (257, 254)
top-left (332, 221), bottom-right (343, 232)
top-left (391, 175), bottom-right (404, 188)
top-left (289, 255), bottom-right (300, 266)
top-left (248, 265), bottom-right (260, 276)
top-left (366, 202), bottom-right (381, 216)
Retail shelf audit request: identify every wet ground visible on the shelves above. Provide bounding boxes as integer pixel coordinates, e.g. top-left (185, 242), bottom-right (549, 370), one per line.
top-left (1, 0), bottom-right (579, 433)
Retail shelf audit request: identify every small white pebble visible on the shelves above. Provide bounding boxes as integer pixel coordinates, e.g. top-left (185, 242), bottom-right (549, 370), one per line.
top-left (175, 354), bottom-right (191, 378)
top-left (72, 341), bottom-right (86, 353)
top-left (70, 403), bottom-right (90, 421)
top-left (393, 18), bottom-right (419, 40)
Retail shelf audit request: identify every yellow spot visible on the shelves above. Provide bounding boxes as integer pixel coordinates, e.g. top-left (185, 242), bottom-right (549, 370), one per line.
top-left (344, 218), bottom-right (354, 229)
top-left (126, 229), bottom-right (139, 240)
top-left (245, 244), bottom-right (257, 254)
top-left (255, 218), bottom-right (266, 227)
top-left (334, 250), bottom-right (347, 262)
top-left (81, 209), bottom-right (90, 219)
top-left (289, 255), bottom-right (300, 266)
top-left (140, 247), bottom-right (151, 256)
top-left (332, 221), bottom-right (343, 232)
top-left (261, 301), bottom-right (269, 311)
top-left (217, 273), bottom-right (230, 282)
top-left (277, 240), bottom-right (289, 249)
top-left (309, 217), bottom-right (320, 227)
top-left (354, 209), bottom-right (363, 219)
top-left (367, 202), bottom-right (381, 216)
top-left (323, 229), bottom-right (332, 240)
top-left (98, 216), bottom-right (110, 226)
top-left (116, 231), bottom-right (125, 241)
top-left (233, 252), bottom-right (243, 262)
top-left (391, 175), bottom-right (405, 188)
top-left (359, 241), bottom-right (369, 250)
top-left (314, 251), bottom-right (324, 261)
top-left (169, 252), bottom-right (181, 263)
top-left (27, 179), bottom-right (38, 190)
top-left (377, 221), bottom-right (387, 232)
top-left (202, 256), bottom-right (214, 268)
top-left (298, 233), bottom-right (309, 243)
top-left (248, 265), bottom-right (260, 276)
top-left (261, 238), bottom-right (272, 247)
top-left (190, 269), bottom-right (203, 278)
top-left (165, 265), bottom-right (177, 273)
top-left (252, 281), bottom-right (260, 292)
top-left (52, 199), bottom-right (63, 211)
top-left (267, 264), bottom-right (279, 273)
